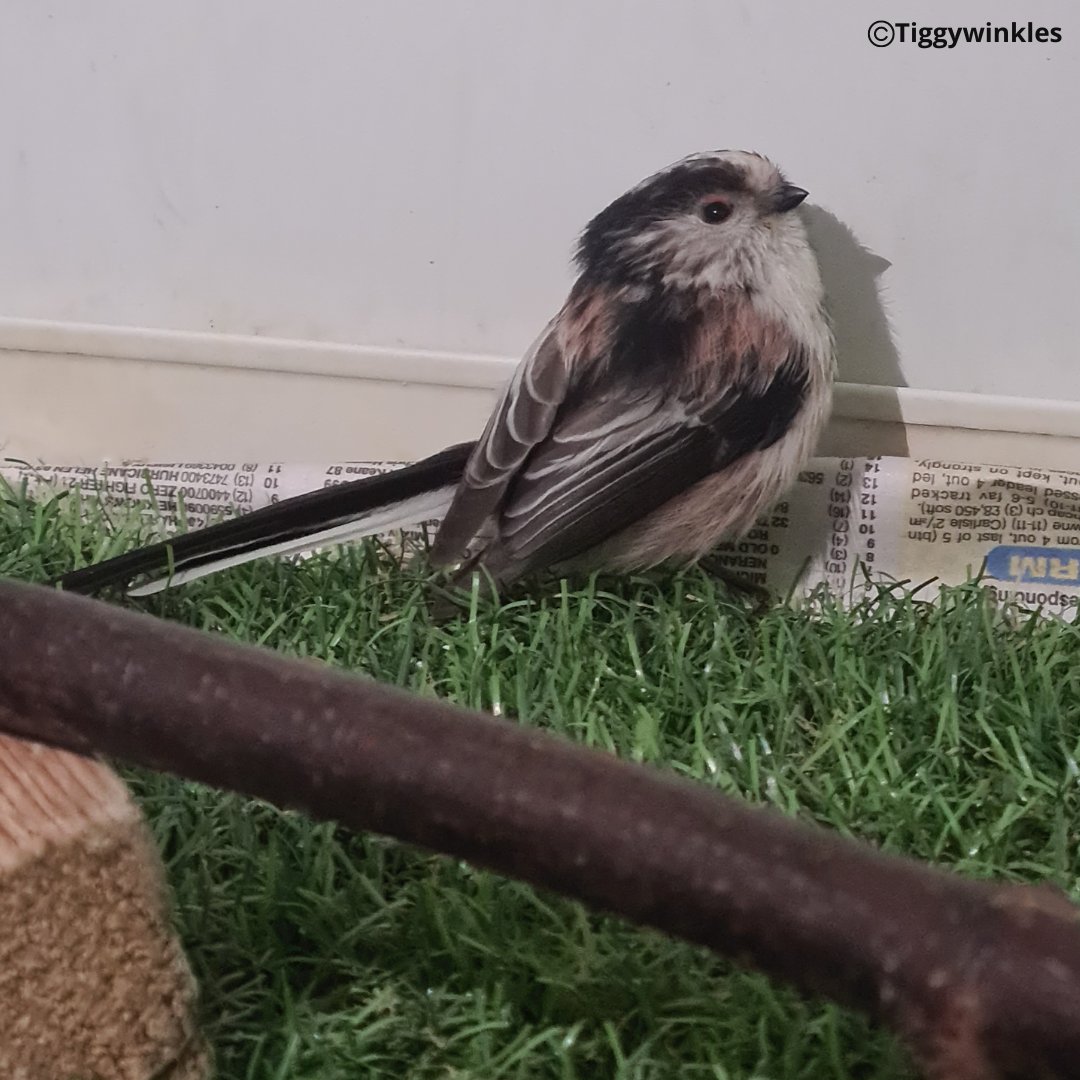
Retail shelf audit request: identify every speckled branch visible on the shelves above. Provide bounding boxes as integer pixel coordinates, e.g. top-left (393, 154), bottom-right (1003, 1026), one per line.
top-left (0, 580), bottom-right (1077, 1080)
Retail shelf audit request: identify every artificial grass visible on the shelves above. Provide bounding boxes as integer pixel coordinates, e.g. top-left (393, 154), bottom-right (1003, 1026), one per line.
top-left (2, 479), bottom-right (1079, 1079)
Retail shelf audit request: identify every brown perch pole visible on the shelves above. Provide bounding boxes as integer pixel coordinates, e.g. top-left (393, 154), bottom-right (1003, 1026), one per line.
top-left (0, 580), bottom-right (1077, 1079)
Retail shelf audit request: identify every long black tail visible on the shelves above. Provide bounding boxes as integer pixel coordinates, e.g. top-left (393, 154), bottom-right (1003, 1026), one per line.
top-left (55, 442), bottom-right (474, 596)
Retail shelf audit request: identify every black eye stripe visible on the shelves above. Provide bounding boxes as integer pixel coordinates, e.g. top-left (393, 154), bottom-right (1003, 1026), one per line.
top-left (575, 158), bottom-right (754, 279)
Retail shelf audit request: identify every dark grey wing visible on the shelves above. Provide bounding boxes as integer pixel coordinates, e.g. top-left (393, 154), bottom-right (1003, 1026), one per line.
top-left (430, 320), bottom-right (570, 565)
top-left (487, 350), bottom-right (811, 577)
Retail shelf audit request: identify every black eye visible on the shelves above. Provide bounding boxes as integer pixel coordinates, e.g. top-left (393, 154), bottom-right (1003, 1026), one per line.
top-left (700, 200), bottom-right (732, 224)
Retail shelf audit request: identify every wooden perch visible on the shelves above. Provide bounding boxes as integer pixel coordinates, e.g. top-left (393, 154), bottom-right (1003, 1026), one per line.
top-left (0, 580), bottom-right (1077, 1080)
top-left (0, 733), bottom-right (209, 1079)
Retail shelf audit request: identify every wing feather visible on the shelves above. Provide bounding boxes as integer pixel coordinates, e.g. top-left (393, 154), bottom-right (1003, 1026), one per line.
top-left (488, 349), bottom-right (811, 577)
top-left (430, 321), bottom-right (570, 563)
top-left (432, 284), bottom-right (813, 582)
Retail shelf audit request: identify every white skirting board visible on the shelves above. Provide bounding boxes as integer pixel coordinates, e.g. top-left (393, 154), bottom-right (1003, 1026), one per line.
top-left (3, 316), bottom-right (1079, 470)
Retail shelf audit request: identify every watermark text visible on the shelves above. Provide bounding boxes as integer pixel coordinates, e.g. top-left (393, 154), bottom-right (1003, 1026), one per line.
top-left (868, 20), bottom-right (1062, 49)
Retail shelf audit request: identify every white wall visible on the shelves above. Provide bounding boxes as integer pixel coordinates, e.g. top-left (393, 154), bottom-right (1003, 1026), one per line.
top-left (1, 0), bottom-right (1077, 398)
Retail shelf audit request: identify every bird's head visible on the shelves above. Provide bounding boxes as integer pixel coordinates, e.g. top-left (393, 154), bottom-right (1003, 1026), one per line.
top-left (576, 150), bottom-right (813, 297)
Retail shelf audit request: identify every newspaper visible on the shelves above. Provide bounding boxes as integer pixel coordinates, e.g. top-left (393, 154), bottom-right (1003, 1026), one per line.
top-left (5, 455), bottom-right (1080, 618)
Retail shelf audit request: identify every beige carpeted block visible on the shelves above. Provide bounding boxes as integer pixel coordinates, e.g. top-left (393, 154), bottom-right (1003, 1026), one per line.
top-left (0, 733), bottom-right (210, 1079)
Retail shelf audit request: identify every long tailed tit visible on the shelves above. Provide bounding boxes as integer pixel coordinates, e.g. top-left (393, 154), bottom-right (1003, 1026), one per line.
top-left (58, 151), bottom-right (834, 599)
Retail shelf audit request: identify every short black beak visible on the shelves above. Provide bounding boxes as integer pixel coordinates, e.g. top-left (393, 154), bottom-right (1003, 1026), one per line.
top-left (772, 183), bottom-right (809, 214)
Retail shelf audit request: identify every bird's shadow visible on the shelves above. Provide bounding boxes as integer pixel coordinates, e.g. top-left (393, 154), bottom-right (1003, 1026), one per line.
top-left (801, 204), bottom-right (909, 458)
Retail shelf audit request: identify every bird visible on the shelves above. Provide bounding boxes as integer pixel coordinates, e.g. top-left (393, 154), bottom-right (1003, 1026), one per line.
top-left (56, 150), bottom-right (835, 603)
